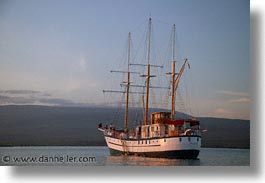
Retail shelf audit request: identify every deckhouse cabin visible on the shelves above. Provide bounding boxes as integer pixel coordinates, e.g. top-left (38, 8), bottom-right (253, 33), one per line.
top-left (134, 112), bottom-right (200, 139)
top-left (150, 112), bottom-right (171, 124)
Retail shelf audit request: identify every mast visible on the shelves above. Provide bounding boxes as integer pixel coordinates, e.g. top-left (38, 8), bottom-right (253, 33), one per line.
top-left (171, 24), bottom-right (176, 120)
top-left (167, 24), bottom-right (190, 120)
top-left (144, 64), bottom-right (150, 125)
top-left (124, 32), bottom-right (131, 130)
top-left (103, 33), bottom-right (136, 130)
top-left (130, 17), bottom-right (162, 125)
top-left (144, 17), bottom-right (152, 125)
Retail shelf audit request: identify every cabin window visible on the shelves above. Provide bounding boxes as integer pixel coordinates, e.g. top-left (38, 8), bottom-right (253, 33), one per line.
top-left (179, 138), bottom-right (182, 142)
top-left (188, 137), bottom-right (191, 141)
top-left (197, 137), bottom-right (199, 142)
top-left (145, 140), bottom-right (147, 144)
top-left (164, 139), bottom-right (166, 142)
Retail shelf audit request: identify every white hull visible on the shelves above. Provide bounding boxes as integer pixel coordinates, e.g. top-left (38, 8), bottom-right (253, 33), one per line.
top-left (104, 135), bottom-right (201, 159)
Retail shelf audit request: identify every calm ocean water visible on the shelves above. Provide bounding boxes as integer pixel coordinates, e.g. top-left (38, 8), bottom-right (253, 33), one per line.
top-left (0, 146), bottom-right (249, 166)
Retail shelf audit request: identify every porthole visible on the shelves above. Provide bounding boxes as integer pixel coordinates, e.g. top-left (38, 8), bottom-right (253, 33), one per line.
top-left (179, 138), bottom-right (182, 142)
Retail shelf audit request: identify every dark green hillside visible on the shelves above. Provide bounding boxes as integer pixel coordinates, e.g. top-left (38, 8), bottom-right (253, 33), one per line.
top-left (0, 106), bottom-right (250, 148)
top-left (199, 117), bottom-right (250, 148)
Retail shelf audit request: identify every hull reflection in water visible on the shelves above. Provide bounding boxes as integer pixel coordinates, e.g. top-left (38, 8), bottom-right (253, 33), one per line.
top-left (105, 155), bottom-right (201, 166)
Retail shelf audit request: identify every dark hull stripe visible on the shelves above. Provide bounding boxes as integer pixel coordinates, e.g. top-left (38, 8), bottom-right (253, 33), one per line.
top-left (108, 141), bottom-right (161, 148)
top-left (109, 148), bottom-right (200, 159)
top-left (105, 135), bottom-right (201, 141)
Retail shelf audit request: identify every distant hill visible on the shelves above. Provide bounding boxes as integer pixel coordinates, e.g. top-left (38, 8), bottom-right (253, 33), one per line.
top-left (198, 117), bottom-right (250, 148)
top-left (0, 105), bottom-right (249, 148)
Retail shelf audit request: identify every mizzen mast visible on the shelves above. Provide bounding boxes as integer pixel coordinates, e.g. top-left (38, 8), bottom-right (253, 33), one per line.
top-left (171, 24), bottom-right (176, 120)
top-left (167, 24), bottom-right (190, 120)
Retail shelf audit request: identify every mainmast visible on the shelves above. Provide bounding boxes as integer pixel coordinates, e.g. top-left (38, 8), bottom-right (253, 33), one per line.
top-left (129, 17), bottom-right (163, 125)
top-left (124, 32), bottom-right (131, 130)
top-left (144, 17), bottom-right (152, 125)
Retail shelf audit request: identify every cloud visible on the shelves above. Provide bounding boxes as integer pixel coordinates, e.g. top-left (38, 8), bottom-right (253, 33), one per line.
top-left (38, 98), bottom-right (79, 106)
top-left (214, 108), bottom-right (235, 114)
top-left (0, 90), bottom-right (41, 95)
top-left (217, 90), bottom-right (249, 97)
top-left (213, 107), bottom-right (249, 120)
top-left (78, 56), bottom-right (87, 72)
top-left (229, 97), bottom-right (251, 103)
top-left (0, 90), bottom-right (84, 106)
top-left (0, 90), bottom-right (51, 98)
top-left (217, 90), bottom-right (251, 104)
top-left (0, 95), bottom-right (36, 105)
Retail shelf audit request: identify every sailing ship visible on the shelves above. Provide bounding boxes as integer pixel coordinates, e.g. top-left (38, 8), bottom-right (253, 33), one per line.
top-left (98, 18), bottom-right (201, 159)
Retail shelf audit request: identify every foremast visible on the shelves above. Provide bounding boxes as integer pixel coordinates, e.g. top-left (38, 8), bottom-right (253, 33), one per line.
top-left (103, 32), bottom-right (132, 131)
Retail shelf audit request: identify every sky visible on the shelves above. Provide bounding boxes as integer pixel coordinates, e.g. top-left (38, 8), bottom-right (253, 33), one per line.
top-left (0, 0), bottom-right (249, 119)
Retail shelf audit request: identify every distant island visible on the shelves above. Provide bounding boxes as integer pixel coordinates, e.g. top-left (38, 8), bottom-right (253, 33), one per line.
top-left (0, 105), bottom-right (249, 148)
